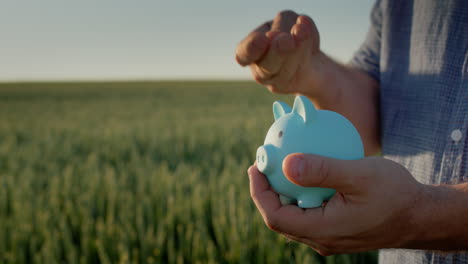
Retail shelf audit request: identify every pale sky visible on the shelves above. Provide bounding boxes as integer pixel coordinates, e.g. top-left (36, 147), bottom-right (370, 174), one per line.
top-left (0, 1), bottom-right (374, 81)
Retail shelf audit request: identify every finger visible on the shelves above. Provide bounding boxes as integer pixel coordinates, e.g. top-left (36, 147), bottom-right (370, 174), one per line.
top-left (255, 36), bottom-right (306, 90)
top-left (292, 15), bottom-right (320, 49)
top-left (291, 15), bottom-right (313, 42)
top-left (248, 165), bottom-right (281, 212)
top-left (255, 32), bottom-right (295, 80)
top-left (235, 21), bottom-right (271, 66)
top-left (259, 69), bottom-right (294, 93)
top-left (258, 16), bottom-right (316, 90)
top-left (283, 154), bottom-right (373, 193)
top-left (251, 62), bottom-right (288, 86)
top-left (260, 10), bottom-right (299, 68)
top-left (248, 165), bottom-right (326, 237)
top-left (253, 11), bottom-right (302, 83)
top-left (271, 10), bottom-right (299, 33)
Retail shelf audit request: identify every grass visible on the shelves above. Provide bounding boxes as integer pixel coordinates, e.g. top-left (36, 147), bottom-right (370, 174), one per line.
top-left (0, 81), bottom-right (377, 264)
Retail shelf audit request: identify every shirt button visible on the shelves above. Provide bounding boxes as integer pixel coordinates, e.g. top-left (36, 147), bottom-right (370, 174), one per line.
top-left (451, 129), bottom-right (463, 142)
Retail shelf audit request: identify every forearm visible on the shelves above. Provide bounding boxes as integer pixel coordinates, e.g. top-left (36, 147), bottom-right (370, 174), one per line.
top-left (301, 52), bottom-right (380, 156)
top-left (406, 182), bottom-right (468, 250)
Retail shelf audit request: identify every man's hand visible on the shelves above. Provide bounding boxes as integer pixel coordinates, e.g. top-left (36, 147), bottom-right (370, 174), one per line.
top-left (235, 10), bottom-right (381, 155)
top-left (247, 154), bottom-right (429, 255)
top-left (235, 11), bottom-right (323, 95)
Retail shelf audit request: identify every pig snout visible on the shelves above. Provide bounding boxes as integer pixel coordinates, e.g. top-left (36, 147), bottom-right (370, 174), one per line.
top-left (256, 144), bottom-right (279, 175)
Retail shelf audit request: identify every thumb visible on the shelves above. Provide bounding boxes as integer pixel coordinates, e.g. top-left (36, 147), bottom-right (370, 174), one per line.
top-left (282, 153), bottom-right (371, 193)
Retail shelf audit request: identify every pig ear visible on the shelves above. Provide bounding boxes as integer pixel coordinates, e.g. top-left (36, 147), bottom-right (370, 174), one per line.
top-left (292, 95), bottom-right (317, 124)
top-left (273, 101), bottom-right (292, 120)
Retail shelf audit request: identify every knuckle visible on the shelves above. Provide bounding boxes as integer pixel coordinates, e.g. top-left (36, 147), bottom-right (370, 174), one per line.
top-left (319, 159), bottom-right (330, 179)
top-left (314, 159), bottom-right (330, 187)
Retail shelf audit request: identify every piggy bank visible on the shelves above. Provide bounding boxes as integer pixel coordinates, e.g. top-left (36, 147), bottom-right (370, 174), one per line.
top-left (256, 95), bottom-right (364, 208)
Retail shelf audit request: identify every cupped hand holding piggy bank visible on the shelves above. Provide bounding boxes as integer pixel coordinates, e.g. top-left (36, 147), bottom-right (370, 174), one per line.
top-left (256, 96), bottom-right (364, 208)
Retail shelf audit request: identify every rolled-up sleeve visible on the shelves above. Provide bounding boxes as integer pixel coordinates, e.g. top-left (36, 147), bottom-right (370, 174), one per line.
top-left (349, 0), bottom-right (382, 82)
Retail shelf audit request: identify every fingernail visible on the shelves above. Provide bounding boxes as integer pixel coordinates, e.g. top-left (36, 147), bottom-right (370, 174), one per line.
top-left (287, 155), bottom-right (305, 180)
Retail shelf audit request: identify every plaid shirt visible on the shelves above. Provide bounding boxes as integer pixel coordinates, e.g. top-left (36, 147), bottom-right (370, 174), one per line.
top-left (350, 0), bottom-right (468, 263)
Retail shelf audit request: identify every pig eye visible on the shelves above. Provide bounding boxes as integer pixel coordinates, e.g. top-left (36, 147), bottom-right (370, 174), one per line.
top-left (278, 131), bottom-right (283, 138)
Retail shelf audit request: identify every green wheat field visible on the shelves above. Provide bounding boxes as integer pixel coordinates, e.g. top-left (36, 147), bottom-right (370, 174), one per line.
top-left (0, 81), bottom-right (377, 264)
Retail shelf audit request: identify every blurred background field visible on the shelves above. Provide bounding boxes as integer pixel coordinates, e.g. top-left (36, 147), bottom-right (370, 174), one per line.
top-left (0, 81), bottom-right (377, 264)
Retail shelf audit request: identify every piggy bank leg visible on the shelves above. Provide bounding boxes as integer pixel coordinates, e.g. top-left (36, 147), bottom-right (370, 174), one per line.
top-left (297, 195), bottom-right (324, 209)
top-left (279, 195), bottom-right (295, 205)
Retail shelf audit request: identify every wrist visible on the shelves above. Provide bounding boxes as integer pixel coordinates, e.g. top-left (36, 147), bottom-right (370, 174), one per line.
top-left (300, 51), bottom-right (346, 108)
top-left (402, 183), bottom-right (468, 250)
top-left (398, 183), bottom-right (436, 248)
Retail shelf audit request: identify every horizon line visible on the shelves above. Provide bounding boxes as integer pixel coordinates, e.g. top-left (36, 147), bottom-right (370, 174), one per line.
top-left (0, 77), bottom-right (255, 84)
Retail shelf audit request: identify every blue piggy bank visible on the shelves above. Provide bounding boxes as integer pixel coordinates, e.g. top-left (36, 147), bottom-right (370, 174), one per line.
top-left (256, 95), bottom-right (364, 208)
